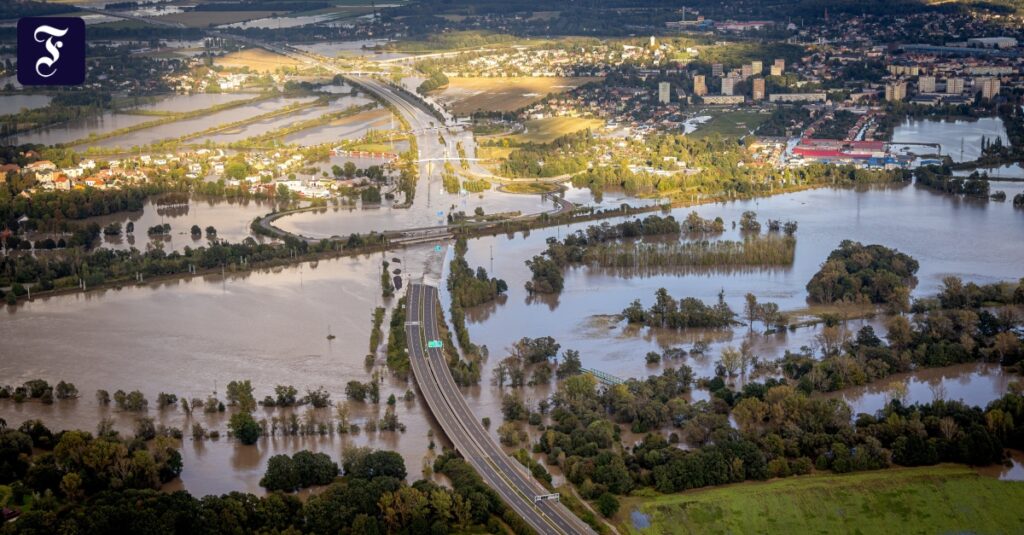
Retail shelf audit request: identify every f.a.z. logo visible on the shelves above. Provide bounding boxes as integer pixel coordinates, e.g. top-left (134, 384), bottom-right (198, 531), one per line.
top-left (18, 17), bottom-right (85, 86)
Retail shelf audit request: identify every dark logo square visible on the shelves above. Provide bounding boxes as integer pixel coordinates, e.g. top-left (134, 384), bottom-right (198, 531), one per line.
top-left (17, 17), bottom-right (86, 86)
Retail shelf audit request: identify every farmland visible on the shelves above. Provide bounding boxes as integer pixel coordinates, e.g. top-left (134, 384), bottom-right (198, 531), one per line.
top-left (214, 48), bottom-right (305, 73)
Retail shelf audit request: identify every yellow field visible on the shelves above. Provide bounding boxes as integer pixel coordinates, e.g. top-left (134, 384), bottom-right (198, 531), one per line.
top-left (215, 48), bottom-right (304, 73)
top-left (476, 146), bottom-right (514, 160)
top-left (156, 11), bottom-right (279, 28)
top-left (435, 77), bottom-right (601, 115)
top-left (507, 116), bottom-right (604, 144)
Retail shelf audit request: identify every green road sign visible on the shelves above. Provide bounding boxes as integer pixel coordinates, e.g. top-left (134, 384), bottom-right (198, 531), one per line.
top-left (427, 340), bottom-right (442, 348)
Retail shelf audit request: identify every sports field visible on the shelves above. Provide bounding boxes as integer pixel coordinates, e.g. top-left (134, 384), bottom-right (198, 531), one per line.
top-left (435, 77), bottom-right (600, 115)
top-left (618, 465), bottom-right (1024, 535)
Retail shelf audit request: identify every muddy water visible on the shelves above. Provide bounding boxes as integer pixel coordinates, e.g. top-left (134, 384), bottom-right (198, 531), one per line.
top-left (194, 95), bottom-right (373, 145)
top-left (6, 112), bottom-right (156, 146)
top-left (130, 93), bottom-right (257, 114)
top-left (0, 246), bottom-right (449, 496)
top-left (282, 107), bottom-right (393, 146)
top-left (819, 363), bottom-right (1014, 416)
top-left (84, 97), bottom-right (318, 150)
top-left (65, 196), bottom-right (276, 253)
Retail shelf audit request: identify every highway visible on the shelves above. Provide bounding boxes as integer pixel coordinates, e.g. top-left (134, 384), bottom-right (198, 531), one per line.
top-left (407, 283), bottom-right (594, 535)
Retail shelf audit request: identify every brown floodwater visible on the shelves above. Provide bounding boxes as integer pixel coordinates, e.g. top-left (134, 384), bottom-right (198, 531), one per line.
top-left (77, 196), bottom-right (278, 252)
top-left (4, 182), bottom-right (1023, 496)
top-left (1, 246), bottom-right (449, 496)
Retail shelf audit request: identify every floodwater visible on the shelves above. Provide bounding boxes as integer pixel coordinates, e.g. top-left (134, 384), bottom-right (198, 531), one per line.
top-left (820, 363), bottom-right (1013, 416)
top-left (0, 94), bottom-right (52, 112)
top-left (4, 181), bottom-right (1024, 496)
top-left (0, 246), bottom-right (449, 496)
top-left (221, 13), bottom-right (346, 29)
top-left (282, 107), bottom-right (392, 146)
top-left (193, 95), bottom-right (372, 145)
top-left (81, 196), bottom-right (277, 252)
top-left (457, 183), bottom-right (1024, 400)
top-left (5, 112), bottom-right (155, 146)
top-left (273, 186), bottom-right (555, 237)
top-left (295, 40), bottom-right (411, 61)
top-left (83, 97), bottom-right (317, 150)
top-left (130, 93), bottom-right (256, 114)
top-left (891, 117), bottom-right (1008, 163)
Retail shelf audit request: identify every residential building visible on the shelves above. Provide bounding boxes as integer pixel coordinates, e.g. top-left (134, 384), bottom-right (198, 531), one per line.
top-left (741, 64), bottom-right (753, 79)
top-left (658, 81), bottom-right (671, 104)
top-left (773, 58), bottom-right (785, 73)
top-left (978, 77), bottom-right (1001, 99)
top-left (770, 64), bottom-right (783, 76)
top-left (966, 37), bottom-right (1017, 49)
top-left (721, 75), bottom-right (737, 96)
top-left (946, 77), bottom-right (964, 94)
top-left (702, 95), bottom-right (745, 105)
top-left (885, 81), bottom-right (908, 101)
top-left (751, 61), bottom-right (763, 75)
top-left (888, 64), bottom-right (920, 76)
top-left (918, 75), bottom-right (936, 93)
top-left (768, 92), bottom-right (827, 103)
top-left (712, 63), bottom-right (724, 76)
top-left (752, 77), bottom-right (766, 100)
top-left (693, 74), bottom-right (707, 96)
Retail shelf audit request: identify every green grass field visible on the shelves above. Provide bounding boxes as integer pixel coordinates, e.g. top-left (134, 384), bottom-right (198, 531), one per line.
top-left (507, 116), bottom-right (603, 144)
top-left (691, 109), bottom-right (768, 139)
top-left (619, 465), bottom-right (1024, 535)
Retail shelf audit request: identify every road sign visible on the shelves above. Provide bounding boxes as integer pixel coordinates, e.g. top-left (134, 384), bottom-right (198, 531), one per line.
top-left (427, 340), bottom-right (442, 348)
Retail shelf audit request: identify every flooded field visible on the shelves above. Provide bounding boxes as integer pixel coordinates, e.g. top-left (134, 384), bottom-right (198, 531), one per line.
top-left (891, 117), bottom-right (1009, 162)
top-left (295, 39), bottom-right (410, 61)
top-left (84, 96), bottom-right (317, 149)
top-left (130, 93), bottom-right (257, 114)
top-left (0, 247), bottom-right (447, 496)
top-left (0, 94), bottom-right (52, 112)
top-left (193, 95), bottom-right (372, 145)
top-left (5, 112), bottom-right (155, 146)
top-left (4, 180), bottom-right (1023, 496)
top-left (282, 106), bottom-right (392, 146)
top-left (82, 196), bottom-right (277, 252)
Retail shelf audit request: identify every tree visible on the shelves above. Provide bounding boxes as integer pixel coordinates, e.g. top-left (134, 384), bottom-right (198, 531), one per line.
top-left (596, 492), bottom-right (620, 518)
top-left (226, 380), bottom-right (256, 412)
top-left (718, 345), bottom-right (742, 377)
top-left (229, 412), bottom-right (261, 445)
top-left (261, 454), bottom-right (300, 491)
top-left (744, 293), bottom-right (758, 329)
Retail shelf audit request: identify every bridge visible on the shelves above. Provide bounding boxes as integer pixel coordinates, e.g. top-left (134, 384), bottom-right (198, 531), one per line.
top-left (406, 283), bottom-right (594, 535)
top-left (582, 368), bottom-right (625, 386)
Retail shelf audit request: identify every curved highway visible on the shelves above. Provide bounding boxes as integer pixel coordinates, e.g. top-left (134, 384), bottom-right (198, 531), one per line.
top-left (408, 283), bottom-right (594, 535)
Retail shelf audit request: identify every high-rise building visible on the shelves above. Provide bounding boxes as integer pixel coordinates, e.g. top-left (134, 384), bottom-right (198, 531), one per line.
top-left (693, 74), bottom-right (708, 96)
top-left (946, 77), bottom-right (964, 94)
top-left (918, 76), bottom-right (936, 94)
top-left (770, 65), bottom-right (783, 76)
top-left (712, 63), bottom-right (724, 77)
top-left (752, 77), bottom-right (766, 100)
top-left (658, 81), bottom-right (671, 104)
top-left (722, 75), bottom-right (737, 96)
top-left (741, 64), bottom-right (753, 79)
top-left (885, 81), bottom-right (907, 101)
top-left (978, 77), bottom-right (1001, 99)
top-left (773, 58), bottom-right (785, 73)
top-left (650, 35), bottom-right (656, 47)
top-left (751, 61), bottom-right (763, 75)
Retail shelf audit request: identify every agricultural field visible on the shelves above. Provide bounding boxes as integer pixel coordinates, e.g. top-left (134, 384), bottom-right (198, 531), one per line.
top-left (214, 48), bottom-right (304, 73)
top-left (506, 116), bottom-right (604, 144)
top-left (156, 10), bottom-right (279, 28)
top-left (618, 465), bottom-right (1024, 535)
top-left (691, 109), bottom-right (770, 138)
top-left (433, 76), bottom-right (601, 115)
